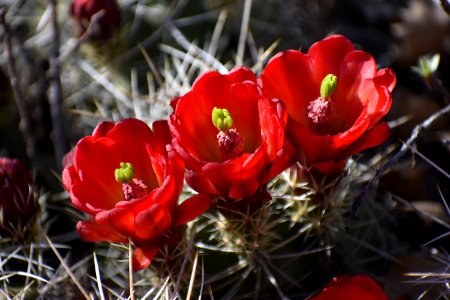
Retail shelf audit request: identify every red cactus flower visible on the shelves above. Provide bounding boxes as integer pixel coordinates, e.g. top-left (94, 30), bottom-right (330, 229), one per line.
top-left (311, 275), bottom-right (389, 300)
top-left (0, 158), bottom-right (38, 239)
top-left (168, 67), bottom-right (292, 201)
top-left (70, 0), bottom-right (121, 40)
top-left (62, 118), bottom-right (210, 271)
top-left (259, 35), bottom-right (396, 173)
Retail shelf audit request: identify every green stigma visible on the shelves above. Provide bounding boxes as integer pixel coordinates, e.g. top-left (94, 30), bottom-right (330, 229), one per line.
top-left (115, 162), bottom-right (135, 183)
top-left (320, 74), bottom-right (337, 98)
top-left (212, 107), bottom-right (233, 132)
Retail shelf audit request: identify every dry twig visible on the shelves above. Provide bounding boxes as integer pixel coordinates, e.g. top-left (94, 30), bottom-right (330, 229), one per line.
top-left (347, 103), bottom-right (450, 222)
top-left (0, 8), bottom-right (37, 162)
top-left (48, 0), bottom-right (68, 169)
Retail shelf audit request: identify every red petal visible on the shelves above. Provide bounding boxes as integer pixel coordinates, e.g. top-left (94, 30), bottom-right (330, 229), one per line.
top-left (313, 160), bottom-right (346, 174)
top-left (173, 194), bottom-right (212, 228)
top-left (185, 169), bottom-right (221, 195)
top-left (147, 144), bottom-right (167, 187)
top-left (132, 246), bottom-right (159, 271)
top-left (92, 121), bottom-right (115, 138)
top-left (107, 119), bottom-right (157, 189)
top-left (229, 81), bottom-right (261, 151)
top-left (311, 275), bottom-right (388, 300)
top-left (375, 68), bottom-right (396, 92)
top-left (308, 35), bottom-right (355, 85)
top-left (338, 122), bottom-right (390, 160)
top-left (134, 204), bottom-right (172, 240)
top-left (286, 120), bottom-right (335, 163)
top-left (169, 86), bottom-right (221, 162)
top-left (260, 50), bottom-right (315, 125)
top-left (350, 275), bottom-right (388, 300)
top-left (259, 146), bottom-right (296, 184)
top-left (170, 137), bottom-right (204, 171)
top-left (76, 219), bottom-right (127, 243)
top-left (151, 119), bottom-right (172, 150)
top-left (332, 51), bottom-right (377, 133)
top-left (258, 95), bottom-right (285, 158)
top-left (200, 151), bottom-right (266, 199)
top-left (229, 178), bottom-right (259, 200)
top-left (96, 200), bottom-right (171, 242)
top-left (226, 66), bottom-right (257, 84)
top-left (65, 164), bottom-right (109, 215)
top-left (62, 149), bottom-right (74, 168)
top-left (165, 144), bottom-right (185, 193)
top-left (170, 96), bottom-right (181, 110)
top-left (95, 207), bottom-right (135, 236)
top-left (72, 136), bottom-right (123, 211)
top-left (361, 82), bottom-right (393, 130)
top-left (62, 166), bottom-right (77, 193)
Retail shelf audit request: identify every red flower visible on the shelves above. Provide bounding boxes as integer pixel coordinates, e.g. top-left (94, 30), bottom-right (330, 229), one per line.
top-left (62, 118), bottom-right (210, 270)
top-left (0, 158), bottom-right (39, 239)
top-left (70, 0), bottom-right (121, 39)
top-left (169, 67), bottom-right (292, 201)
top-left (311, 275), bottom-right (389, 300)
top-left (259, 35), bottom-right (396, 173)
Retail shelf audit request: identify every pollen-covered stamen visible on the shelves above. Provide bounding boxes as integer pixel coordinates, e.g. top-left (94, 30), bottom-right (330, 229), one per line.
top-left (307, 74), bottom-right (337, 125)
top-left (122, 178), bottom-right (148, 200)
top-left (307, 97), bottom-right (334, 125)
top-left (217, 129), bottom-right (244, 160)
top-left (115, 162), bottom-right (148, 200)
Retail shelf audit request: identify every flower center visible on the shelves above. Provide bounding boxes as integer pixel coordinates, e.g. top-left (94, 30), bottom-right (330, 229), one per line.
top-left (115, 162), bottom-right (148, 200)
top-left (217, 129), bottom-right (244, 160)
top-left (307, 97), bottom-right (333, 125)
top-left (212, 107), bottom-right (233, 131)
top-left (212, 107), bottom-right (244, 160)
top-left (121, 178), bottom-right (148, 200)
top-left (307, 74), bottom-right (337, 126)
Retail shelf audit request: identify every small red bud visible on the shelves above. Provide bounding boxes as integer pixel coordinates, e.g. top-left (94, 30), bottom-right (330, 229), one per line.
top-left (70, 0), bottom-right (121, 40)
top-left (0, 158), bottom-right (39, 240)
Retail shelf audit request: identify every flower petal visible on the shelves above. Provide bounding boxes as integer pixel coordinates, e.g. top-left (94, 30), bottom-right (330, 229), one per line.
top-left (375, 68), bottom-right (396, 92)
top-left (185, 169), bottom-right (221, 195)
top-left (332, 51), bottom-right (377, 133)
top-left (76, 219), bottom-right (127, 243)
top-left (259, 50), bottom-right (315, 125)
top-left (107, 119), bottom-right (158, 189)
top-left (92, 121), bottom-right (115, 138)
top-left (132, 246), bottom-right (159, 271)
top-left (72, 136), bottom-right (123, 212)
top-left (309, 35), bottom-right (356, 84)
top-left (173, 194), bottom-right (212, 228)
top-left (339, 122), bottom-right (390, 160)
top-left (229, 178), bottom-right (259, 200)
top-left (311, 275), bottom-right (388, 300)
top-left (313, 160), bottom-right (346, 174)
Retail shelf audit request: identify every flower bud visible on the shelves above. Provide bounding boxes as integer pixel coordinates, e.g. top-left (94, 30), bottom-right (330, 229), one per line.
top-left (412, 54), bottom-right (440, 87)
top-left (70, 0), bottom-right (121, 40)
top-left (0, 158), bottom-right (39, 240)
